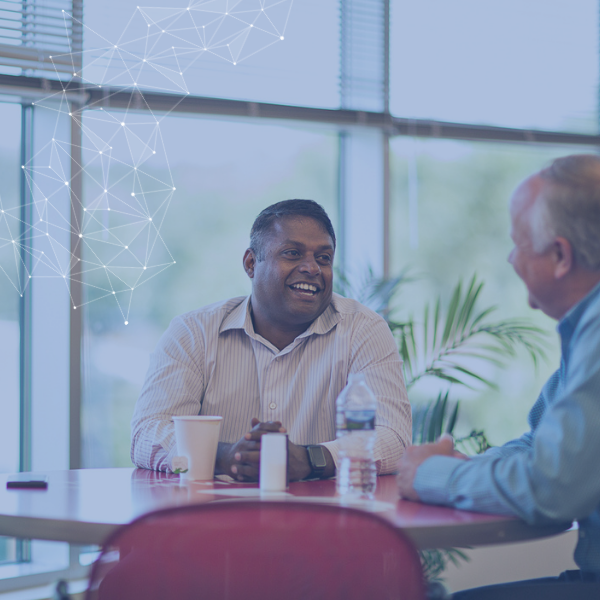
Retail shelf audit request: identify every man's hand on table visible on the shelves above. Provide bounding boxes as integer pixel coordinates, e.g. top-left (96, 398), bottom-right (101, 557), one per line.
top-left (215, 417), bottom-right (335, 482)
top-left (397, 434), bottom-right (468, 501)
top-left (215, 418), bottom-right (285, 481)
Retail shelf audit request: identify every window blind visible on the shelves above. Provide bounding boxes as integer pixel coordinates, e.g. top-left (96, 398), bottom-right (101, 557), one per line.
top-left (340, 0), bottom-right (388, 112)
top-left (0, 0), bottom-right (82, 76)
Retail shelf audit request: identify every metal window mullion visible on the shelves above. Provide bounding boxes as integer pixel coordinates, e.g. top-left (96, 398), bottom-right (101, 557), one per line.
top-left (19, 103), bottom-right (33, 475)
top-left (18, 102), bottom-right (34, 565)
top-left (69, 102), bottom-right (82, 470)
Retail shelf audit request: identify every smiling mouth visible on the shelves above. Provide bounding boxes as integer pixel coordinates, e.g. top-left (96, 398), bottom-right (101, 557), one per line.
top-left (289, 282), bottom-right (320, 296)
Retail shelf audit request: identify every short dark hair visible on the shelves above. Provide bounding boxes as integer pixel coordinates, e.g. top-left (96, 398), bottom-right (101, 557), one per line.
top-left (249, 199), bottom-right (336, 261)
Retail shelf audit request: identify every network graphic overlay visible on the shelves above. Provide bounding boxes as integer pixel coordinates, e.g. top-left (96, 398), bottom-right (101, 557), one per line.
top-left (0, 1), bottom-right (293, 324)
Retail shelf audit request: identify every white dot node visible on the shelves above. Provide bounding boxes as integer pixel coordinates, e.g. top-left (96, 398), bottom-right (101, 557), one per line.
top-left (65, 181), bottom-right (69, 185)
top-left (173, 187), bottom-right (176, 190)
top-left (162, 30), bottom-right (165, 33)
top-left (63, 275), bottom-right (66, 278)
top-left (125, 321), bottom-right (129, 325)
top-left (84, 208), bottom-right (87, 211)
top-left (112, 291), bottom-right (115, 294)
top-left (125, 246), bottom-right (128, 249)
top-left (46, 233), bottom-right (49, 236)
top-left (74, 306), bottom-right (76, 309)
top-left (69, 112), bottom-right (72, 116)
top-left (21, 166), bottom-right (24, 169)
top-left (173, 261), bottom-right (176, 264)
top-left (143, 266), bottom-right (147, 270)
top-left (121, 122), bottom-right (125, 126)
top-left (100, 151), bottom-right (103, 154)
top-left (131, 193), bottom-right (135, 196)
top-left (79, 234), bottom-right (83, 238)
top-left (179, 72), bottom-right (182, 75)
top-left (280, 36), bottom-right (284, 40)
top-left (251, 24), bottom-right (253, 27)
top-left (149, 217), bottom-right (152, 221)
top-left (108, 208), bottom-right (111, 211)
top-left (143, 59), bottom-right (146, 62)
top-left (114, 45), bottom-right (118, 48)
top-left (153, 151), bottom-right (156, 154)
top-left (11, 240), bottom-right (14, 244)
top-left (73, 73), bottom-right (76, 76)
top-left (104, 189), bottom-right (107, 192)
top-left (233, 62), bottom-right (236, 65)
top-left (29, 276), bottom-right (31, 278)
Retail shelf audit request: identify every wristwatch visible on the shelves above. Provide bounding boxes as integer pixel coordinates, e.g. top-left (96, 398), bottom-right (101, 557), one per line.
top-left (305, 445), bottom-right (327, 479)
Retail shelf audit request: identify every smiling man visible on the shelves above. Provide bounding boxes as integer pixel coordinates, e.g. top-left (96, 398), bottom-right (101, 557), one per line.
top-left (131, 199), bottom-right (411, 481)
top-left (397, 155), bottom-right (600, 599)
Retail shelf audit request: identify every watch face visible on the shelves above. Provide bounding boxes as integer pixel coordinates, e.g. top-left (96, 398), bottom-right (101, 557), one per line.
top-left (308, 446), bottom-right (327, 469)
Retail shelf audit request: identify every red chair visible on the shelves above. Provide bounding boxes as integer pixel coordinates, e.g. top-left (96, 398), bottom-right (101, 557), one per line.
top-left (86, 500), bottom-right (426, 600)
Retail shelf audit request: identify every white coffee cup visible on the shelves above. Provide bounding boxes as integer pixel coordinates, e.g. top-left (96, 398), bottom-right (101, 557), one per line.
top-left (172, 416), bottom-right (223, 481)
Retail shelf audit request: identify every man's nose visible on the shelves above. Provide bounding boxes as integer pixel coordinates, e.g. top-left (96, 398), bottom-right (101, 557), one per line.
top-left (298, 255), bottom-right (321, 275)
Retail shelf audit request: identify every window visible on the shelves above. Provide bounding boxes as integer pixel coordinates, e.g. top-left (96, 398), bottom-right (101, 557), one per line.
top-left (80, 114), bottom-right (339, 467)
top-left (390, 0), bottom-right (599, 133)
top-left (389, 137), bottom-right (590, 442)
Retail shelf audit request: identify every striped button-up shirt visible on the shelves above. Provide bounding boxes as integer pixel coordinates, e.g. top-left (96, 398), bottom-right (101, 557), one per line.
top-left (415, 280), bottom-right (600, 574)
top-left (131, 293), bottom-right (411, 475)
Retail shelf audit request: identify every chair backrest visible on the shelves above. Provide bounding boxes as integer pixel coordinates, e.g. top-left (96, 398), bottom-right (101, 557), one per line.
top-left (86, 500), bottom-right (426, 600)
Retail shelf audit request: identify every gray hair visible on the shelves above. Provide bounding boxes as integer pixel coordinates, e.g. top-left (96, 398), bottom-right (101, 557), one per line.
top-left (531, 154), bottom-right (600, 270)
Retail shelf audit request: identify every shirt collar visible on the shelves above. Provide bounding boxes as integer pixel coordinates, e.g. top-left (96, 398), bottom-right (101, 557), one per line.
top-left (219, 296), bottom-right (254, 335)
top-left (558, 279), bottom-right (600, 342)
top-left (218, 294), bottom-right (342, 341)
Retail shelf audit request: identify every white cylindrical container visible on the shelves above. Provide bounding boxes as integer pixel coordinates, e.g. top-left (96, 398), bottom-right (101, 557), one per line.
top-left (260, 433), bottom-right (288, 492)
top-left (172, 415), bottom-right (223, 481)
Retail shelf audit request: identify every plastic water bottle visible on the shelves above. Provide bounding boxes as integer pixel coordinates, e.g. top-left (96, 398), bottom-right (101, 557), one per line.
top-left (336, 373), bottom-right (377, 500)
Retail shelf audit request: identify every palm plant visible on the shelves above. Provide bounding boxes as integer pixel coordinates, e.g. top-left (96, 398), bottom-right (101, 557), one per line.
top-left (336, 269), bottom-right (548, 581)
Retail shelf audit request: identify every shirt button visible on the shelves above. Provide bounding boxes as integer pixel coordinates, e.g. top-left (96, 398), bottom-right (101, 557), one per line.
top-left (269, 402), bottom-right (277, 410)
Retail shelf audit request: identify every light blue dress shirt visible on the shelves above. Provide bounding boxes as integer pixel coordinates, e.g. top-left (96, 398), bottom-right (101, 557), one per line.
top-left (415, 281), bottom-right (600, 574)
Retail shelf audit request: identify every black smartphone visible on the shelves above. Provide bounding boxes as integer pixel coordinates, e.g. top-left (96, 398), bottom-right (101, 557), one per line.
top-left (6, 474), bottom-right (48, 490)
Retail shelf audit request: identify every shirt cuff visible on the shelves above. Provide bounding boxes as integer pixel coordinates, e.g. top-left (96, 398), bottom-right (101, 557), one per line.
top-left (413, 455), bottom-right (465, 506)
top-left (320, 439), bottom-right (340, 470)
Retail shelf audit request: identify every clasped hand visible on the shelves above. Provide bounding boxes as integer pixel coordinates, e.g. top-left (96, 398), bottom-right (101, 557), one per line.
top-left (216, 418), bottom-right (312, 482)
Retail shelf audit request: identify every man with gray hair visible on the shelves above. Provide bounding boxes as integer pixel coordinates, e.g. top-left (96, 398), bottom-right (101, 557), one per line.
top-left (398, 154), bottom-right (600, 599)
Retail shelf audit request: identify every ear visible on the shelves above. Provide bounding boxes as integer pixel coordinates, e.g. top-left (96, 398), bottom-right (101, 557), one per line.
top-left (243, 248), bottom-right (256, 279)
top-left (552, 237), bottom-right (574, 279)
